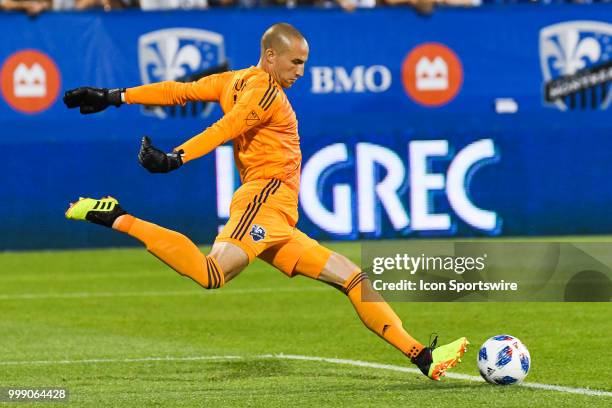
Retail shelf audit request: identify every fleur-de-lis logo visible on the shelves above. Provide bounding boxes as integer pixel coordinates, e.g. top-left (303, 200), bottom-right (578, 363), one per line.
top-left (543, 29), bottom-right (600, 76)
top-left (143, 37), bottom-right (202, 81)
top-left (138, 28), bottom-right (226, 118)
top-left (540, 21), bottom-right (612, 111)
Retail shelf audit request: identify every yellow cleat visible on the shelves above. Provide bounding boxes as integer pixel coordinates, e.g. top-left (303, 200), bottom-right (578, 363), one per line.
top-left (65, 196), bottom-right (126, 227)
top-left (412, 336), bottom-right (469, 381)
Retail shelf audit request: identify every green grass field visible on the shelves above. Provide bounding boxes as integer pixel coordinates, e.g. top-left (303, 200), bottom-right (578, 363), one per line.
top-left (0, 242), bottom-right (610, 407)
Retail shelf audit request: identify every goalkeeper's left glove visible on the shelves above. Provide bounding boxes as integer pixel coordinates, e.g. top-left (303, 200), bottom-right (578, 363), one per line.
top-left (138, 136), bottom-right (183, 174)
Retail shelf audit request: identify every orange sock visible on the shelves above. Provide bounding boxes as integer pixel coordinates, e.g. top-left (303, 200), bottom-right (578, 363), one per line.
top-left (114, 215), bottom-right (224, 289)
top-left (344, 272), bottom-right (424, 359)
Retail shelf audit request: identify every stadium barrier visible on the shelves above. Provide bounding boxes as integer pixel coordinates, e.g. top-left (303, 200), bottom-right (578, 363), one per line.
top-left (1, 6), bottom-right (611, 249)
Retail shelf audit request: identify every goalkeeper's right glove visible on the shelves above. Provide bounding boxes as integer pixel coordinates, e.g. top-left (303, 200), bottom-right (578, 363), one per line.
top-left (63, 87), bottom-right (124, 114)
top-left (138, 136), bottom-right (183, 174)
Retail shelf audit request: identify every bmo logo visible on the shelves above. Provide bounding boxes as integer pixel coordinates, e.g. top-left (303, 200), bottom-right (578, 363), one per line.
top-left (416, 57), bottom-right (448, 91)
top-left (299, 139), bottom-right (500, 235)
top-left (310, 65), bottom-right (392, 94)
top-left (402, 43), bottom-right (463, 107)
top-left (0, 50), bottom-right (61, 114)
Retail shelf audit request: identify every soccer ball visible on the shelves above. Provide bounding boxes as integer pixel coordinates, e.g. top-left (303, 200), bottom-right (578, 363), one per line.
top-left (477, 335), bottom-right (531, 385)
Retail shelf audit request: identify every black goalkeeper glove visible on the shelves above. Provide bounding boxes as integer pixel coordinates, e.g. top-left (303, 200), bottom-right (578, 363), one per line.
top-left (63, 87), bottom-right (125, 114)
top-left (138, 136), bottom-right (183, 174)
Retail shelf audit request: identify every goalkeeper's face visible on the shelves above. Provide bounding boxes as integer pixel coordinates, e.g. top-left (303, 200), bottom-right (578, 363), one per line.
top-left (273, 37), bottom-right (309, 89)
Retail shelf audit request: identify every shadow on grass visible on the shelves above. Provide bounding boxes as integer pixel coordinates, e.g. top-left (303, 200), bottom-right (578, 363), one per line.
top-left (198, 358), bottom-right (488, 394)
top-left (204, 359), bottom-right (294, 382)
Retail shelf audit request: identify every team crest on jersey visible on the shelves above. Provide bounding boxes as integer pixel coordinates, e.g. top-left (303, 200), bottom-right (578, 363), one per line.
top-left (250, 224), bottom-right (266, 242)
top-left (138, 28), bottom-right (227, 118)
top-left (539, 21), bottom-right (612, 111)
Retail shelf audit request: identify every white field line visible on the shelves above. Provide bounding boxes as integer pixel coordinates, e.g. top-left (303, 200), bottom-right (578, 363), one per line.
top-left (0, 353), bottom-right (609, 397)
top-left (0, 287), bottom-right (327, 300)
top-left (266, 354), bottom-right (612, 397)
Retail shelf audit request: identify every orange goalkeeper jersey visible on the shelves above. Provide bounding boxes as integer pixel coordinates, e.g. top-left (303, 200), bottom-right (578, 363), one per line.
top-left (125, 66), bottom-right (302, 193)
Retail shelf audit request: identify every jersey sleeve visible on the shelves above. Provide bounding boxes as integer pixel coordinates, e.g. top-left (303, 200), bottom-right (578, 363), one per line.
top-left (124, 71), bottom-right (234, 106)
top-left (174, 81), bottom-right (280, 163)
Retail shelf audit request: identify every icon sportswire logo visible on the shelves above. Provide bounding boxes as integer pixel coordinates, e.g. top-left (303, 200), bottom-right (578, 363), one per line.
top-left (138, 28), bottom-right (227, 118)
top-left (540, 21), bottom-right (612, 111)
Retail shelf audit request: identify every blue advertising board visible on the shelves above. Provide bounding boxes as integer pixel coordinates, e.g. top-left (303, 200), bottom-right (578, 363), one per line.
top-left (1, 6), bottom-right (611, 249)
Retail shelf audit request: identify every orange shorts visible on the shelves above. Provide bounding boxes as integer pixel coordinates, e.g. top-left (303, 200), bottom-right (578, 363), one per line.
top-left (215, 178), bottom-right (322, 276)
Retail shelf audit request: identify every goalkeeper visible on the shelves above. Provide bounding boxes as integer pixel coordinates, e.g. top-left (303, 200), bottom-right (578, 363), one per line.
top-left (63, 23), bottom-right (467, 381)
